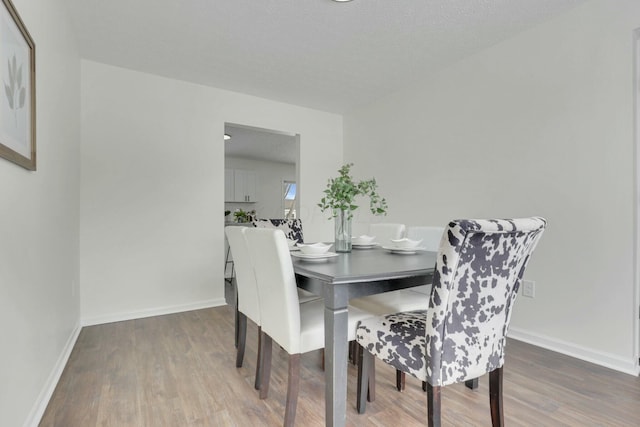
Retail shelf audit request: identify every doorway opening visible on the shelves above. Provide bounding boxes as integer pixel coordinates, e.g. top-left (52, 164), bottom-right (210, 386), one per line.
top-left (224, 123), bottom-right (300, 221)
top-left (222, 122), bottom-right (301, 287)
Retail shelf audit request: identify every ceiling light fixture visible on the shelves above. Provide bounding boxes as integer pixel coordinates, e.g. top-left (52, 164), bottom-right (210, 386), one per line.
top-left (224, 134), bottom-right (231, 141)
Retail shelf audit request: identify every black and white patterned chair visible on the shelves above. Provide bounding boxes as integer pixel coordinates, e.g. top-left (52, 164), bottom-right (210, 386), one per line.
top-left (355, 217), bottom-right (546, 426)
top-left (251, 218), bottom-right (304, 244)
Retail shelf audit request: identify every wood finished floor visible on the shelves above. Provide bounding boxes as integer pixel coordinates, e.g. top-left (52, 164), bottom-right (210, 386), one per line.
top-left (40, 304), bottom-right (640, 426)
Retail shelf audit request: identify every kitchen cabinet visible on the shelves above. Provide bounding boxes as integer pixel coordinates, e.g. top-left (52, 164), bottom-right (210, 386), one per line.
top-left (225, 169), bottom-right (257, 202)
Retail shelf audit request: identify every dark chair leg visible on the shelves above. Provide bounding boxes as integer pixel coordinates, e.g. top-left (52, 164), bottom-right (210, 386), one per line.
top-left (357, 344), bottom-right (373, 414)
top-left (368, 351), bottom-right (375, 402)
top-left (396, 370), bottom-right (406, 391)
top-left (465, 378), bottom-right (479, 390)
top-left (254, 327), bottom-right (262, 390)
top-left (236, 312), bottom-right (247, 368)
top-left (422, 381), bottom-right (427, 392)
top-left (258, 332), bottom-right (273, 400)
top-left (234, 299), bottom-right (240, 349)
top-left (284, 354), bottom-right (301, 427)
top-left (489, 367), bottom-right (504, 427)
top-left (427, 383), bottom-right (441, 427)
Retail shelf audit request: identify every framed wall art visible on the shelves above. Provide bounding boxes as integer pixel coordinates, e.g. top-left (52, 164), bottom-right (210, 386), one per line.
top-left (0, 0), bottom-right (35, 170)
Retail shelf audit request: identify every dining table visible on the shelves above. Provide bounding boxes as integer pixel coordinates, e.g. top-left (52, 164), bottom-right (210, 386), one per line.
top-left (292, 245), bottom-right (438, 427)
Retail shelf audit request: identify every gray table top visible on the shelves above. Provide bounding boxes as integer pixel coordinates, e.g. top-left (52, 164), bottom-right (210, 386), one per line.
top-left (291, 246), bottom-right (437, 285)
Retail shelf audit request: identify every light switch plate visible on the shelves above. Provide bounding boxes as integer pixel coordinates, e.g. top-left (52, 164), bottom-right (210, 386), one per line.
top-left (522, 280), bottom-right (535, 298)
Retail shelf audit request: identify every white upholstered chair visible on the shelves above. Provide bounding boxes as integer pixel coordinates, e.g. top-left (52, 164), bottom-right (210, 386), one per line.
top-left (405, 226), bottom-right (445, 295)
top-left (250, 218), bottom-right (319, 302)
top-left (368, 222), bottom-right (406, 245)
top-left (350, 223), bottom-right (418, 317)
top-left (224, 226), bottom-right (262, 381)
top-left (349, 222), bottom-right (428, 391)
top-left (225, 226), bottom-right (319, 392)
top-left (355, 218), bottom-right (547, 426)
top-left (244, 227), bottom-right (372, 427)
top-left (406, 226), bottom-right (444, 250)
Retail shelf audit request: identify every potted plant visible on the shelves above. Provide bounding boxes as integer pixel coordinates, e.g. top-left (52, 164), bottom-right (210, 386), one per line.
top-left (233, 208), bottom-right (255, 223)
top-left (318, 163), bottom-right (387, 252)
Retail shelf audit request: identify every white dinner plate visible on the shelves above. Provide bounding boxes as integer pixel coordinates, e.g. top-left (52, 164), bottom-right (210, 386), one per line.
top-left (291, 252), bottom-right (339, 262)
top-left (381, 245), bottom-right (427, 255)
top-left (352, 243), bottom-right (379, 249)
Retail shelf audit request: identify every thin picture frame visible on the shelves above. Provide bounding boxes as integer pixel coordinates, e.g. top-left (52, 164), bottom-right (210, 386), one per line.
top-left (0, 0), bottom-right (35, 170)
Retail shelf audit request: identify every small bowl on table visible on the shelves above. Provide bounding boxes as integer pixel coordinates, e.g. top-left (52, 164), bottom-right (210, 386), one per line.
top-left (352, 235), bottom-right (376, 246)
top-left (390, 238), bottom-right (423, 249)
top-left (297, 242), bottom-right (332, 255)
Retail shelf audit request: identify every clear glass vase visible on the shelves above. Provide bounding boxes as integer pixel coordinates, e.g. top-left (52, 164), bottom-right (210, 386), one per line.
top-left (334, 208), bottom-right (352, 253)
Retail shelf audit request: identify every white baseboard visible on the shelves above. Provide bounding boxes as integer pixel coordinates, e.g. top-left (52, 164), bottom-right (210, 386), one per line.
top-left (509, 327), bottom-right (640, 376)
top-left (24, 322), bottom-right (82, 427)
top-left (81, 298), bottom-right (227, 326)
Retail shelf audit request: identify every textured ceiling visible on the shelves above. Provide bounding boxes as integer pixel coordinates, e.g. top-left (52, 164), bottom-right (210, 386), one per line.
top-left (224, 124), bottom-right (297, 165)
top-left (64, 0), bottom-right (585, 114)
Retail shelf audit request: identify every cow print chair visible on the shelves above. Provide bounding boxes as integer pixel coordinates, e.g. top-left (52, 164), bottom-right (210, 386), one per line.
top-left (355, 217), bottom-right (546, 427)
top-left (251, 218), bottom-right (304, 244)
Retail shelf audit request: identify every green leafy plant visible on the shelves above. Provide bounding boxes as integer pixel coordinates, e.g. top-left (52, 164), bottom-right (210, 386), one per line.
top-left (233, 209), bottom-right (249, 222)
top-left (318, 163), bottom-right (387, 219)
top-left (233, 209), bottom-right (254, 223)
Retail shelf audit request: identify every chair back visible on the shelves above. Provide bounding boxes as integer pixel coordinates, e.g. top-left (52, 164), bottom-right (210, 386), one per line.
top-left (369, 223), bottom-right (406, 244)
top-left (252, 218), bottom-right (304, 243)
top-left (406, 226), bottom-right (445, 251)
top-left (225, 226), bottom-right (260, 324)
top-left (426, 217), bottom-right (546, 386)
top-left (244, 228), bottom-right (302, 354)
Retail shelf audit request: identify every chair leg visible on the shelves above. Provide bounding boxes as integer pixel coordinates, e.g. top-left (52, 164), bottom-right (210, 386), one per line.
top-left (284, 354), bottom-right (301, 427)
top-left (396, 370), bottom-right (406, 391)
top-left (427, 383), bottom-right (441, 427)
top-left (368, 351), bottom-right (375, 402)
top-left (234, 300), bottom-right (240, 349)
top-left (489, 367), bottom-right (504, 427)
top-left (254, 327), bottom-right (262, 390)
top-left (258, 332), bottom-right (273, 399)
top-left (236, 312), bottom-right (247, 368)
top-left (357, 344), bottom-right (373, 414)
top-left (465, 378), bottom-right (479, 390)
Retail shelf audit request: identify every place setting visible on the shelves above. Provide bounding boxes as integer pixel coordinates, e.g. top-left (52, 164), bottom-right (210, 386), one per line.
top-left (351, 235), bottom-right (379, 249)
top-left (291, 242), bottom-right (339, 262)
top-left (382, 238), bottom-right (426, 255)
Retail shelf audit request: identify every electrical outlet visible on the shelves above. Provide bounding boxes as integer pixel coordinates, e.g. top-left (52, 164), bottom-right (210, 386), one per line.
top-left (522, 280), bottom-right (535, 298)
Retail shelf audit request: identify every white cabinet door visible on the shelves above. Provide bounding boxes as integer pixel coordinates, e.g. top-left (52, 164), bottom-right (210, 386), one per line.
top-left (232, 169), bottom-right (258, 202)
top-left (225, 169), bottom-right (235, 202)
top-left (244, 170), bottom-right (256, 202)
top-left (233, 170), bottom-right (246, 202)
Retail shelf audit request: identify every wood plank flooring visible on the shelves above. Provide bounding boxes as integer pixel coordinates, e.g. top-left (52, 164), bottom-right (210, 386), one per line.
top-left (40, 304), bottom-right (640, 426)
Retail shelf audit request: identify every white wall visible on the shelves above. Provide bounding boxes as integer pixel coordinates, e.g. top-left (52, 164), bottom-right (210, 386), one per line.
top-left (344, 0), bottom-right (640, 374)
top-left (225, 156), bottom-right (296, 219)
top-left (0, 0), bottom-right (81, 425)
top-left (80, 61), bottom-right (342, 324)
